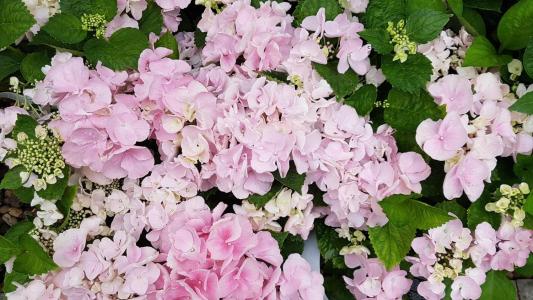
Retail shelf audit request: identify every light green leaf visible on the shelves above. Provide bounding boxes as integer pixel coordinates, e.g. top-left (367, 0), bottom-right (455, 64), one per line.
top-left (384, 88), bottom-right (445, 151)
top-left (0, 235), bottom-right (19, 263)
top-left (37, 167), bottom-right (70, 200)
top-left (0, 0), bottom-right (35, 49)
top-left (345, 84), bottom-right (377, 116)
top-left (467, 191), bottom-right (501, 230)
top-left (313, 62), bottom-right (358, 99)
top-left (524, 39), bottom-right (533, 79)
top-left (510, 92), bottom-right (533, 115)
top-left (13, 235), bottom-right (56, 275)
top-left (525, 192), bottom-right (533, 216)
top-left (514, 154), bottom-right (533, 185)
top-left (60, 0), bottom-right (117, 21)
top-left (497, 0), bottom-right (533, 50)
top-left (362, 0), bottom-right (405, 29)
top-left (380, 195), bottom-right (454, 230)
top-left (3, 271), bottom-right (29, 293)
top-left (315, 220), bottom-right (349, 269)
top-left (359, 29), bottom-right (393, 55)
top-left (369, 222), bottom-right (416, 270)
top-left (0, 165), bottom-right (27, 190)
top-left (42, 13), bottom-right (86, 44)
top-left (155, 32), bottom-right (179, 59)
top-left (479, 271), bottom-right (517, 300)
top-left (381, 53), bottom-right (433, 93)
top-left (464, 0), bottom-right (501, 11)
top-left (406, 9), bottom-right (450, 43)
top-left (463, 36), bottom-right (511, 67)
top-left (247, 181), bottom-right (282, 208)
top-left (20, 52), bottom-right (50, 83)
top-left (274, 166), bottom-right (306, 194)
top-left (139, 2), bottom-right (163, 35)
top-left (0, 54), bottom-right (21, 82)
top-left (293, 0), bottom-right (342, 26)
top-left (84, 28), bottom-right (149, 70)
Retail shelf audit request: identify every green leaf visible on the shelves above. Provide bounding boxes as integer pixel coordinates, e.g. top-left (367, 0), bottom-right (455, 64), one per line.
top-left (84, 28), bottom-right (149, 70)
top-left (369, 222), bottom-right (416, 270)
top-left (436, 200), bottom-right (467, 223)
top-left (463, 36), bottom-right (511, 67)
top-left (280, 234), bottom-right (304, 259)
top-left (247, 181), bottom-right (282, 208)
top-left (60, 0), bottom-right (117, 21)
top-left (406, 9), bottom-right (450, 43)
top-left (362, 0), bottom-right (405, 29)
top-left (447, 0), bottom-right (464, 15)
top-left (155, 32), bottom-right (179, 59)
top-left (359, 29), bottom-right (393, 55)
top-left (315, 220), bottom-right (349, 269)
top-left (407, 0), bottom-right (447, 13)
top-left (467, 191), bottom-right (501, 230)
top-left (345, 84), bottom-right (377, 116)
top-left (20, 52), bottom-right (50, 83)
top-left (0, 165), bottom-right (27, 190)
top-left (479, 271), bottom-right (517, 300)
top-left (0, 0), bottom-right (35, 49)
top-left (514, 154), bottom-right (533, 185)
top-left (293, 0), bottom-right (342, 26)
top-left (13, 186), bottom-right (34, 203)
top-left (523, 214), bottom-right (533, 230)
top-left (0, 235), bottom-right (19, 263)
top-left (524, 39), bottom-right (533, 80)
top-left (3, 271), bottom-right (29, 293)
top-left (313, 62), bottom-right (359, 99)
top-left (381, 53), bottom-right (433, 93)
top-left (194, 28), bottom-right (207, 48)
top-left (37, 167), bottom-right (70, 200)
top-left (380, 195), bottom-right (454, 230)
top-left (0, 54), bottom-right (21, 81)
top-left (510, 92), bottom-right (533, 115)
top-left (274, 166), bottom-right (306, 194)
top-left (269, 231), bottom-right (289, 248)
top-left (457, 7), bottom-right (486, 36)
top-left (525, 192), bottom-right (533, 216)
top-left (57, 185), bottom-right (77, 217)
top-left (139, 2), bottom-right (163, 35)
top-left (384, 88), bottom-right (445, 151)
top-left (464, 0), bottom-right (501, 11)
top-left (515, 254), bottom-right (533, 277)
top-left (497, 0), bottom-right (533, 50)
top-left (42, 13), bottom-right (86, 44)
top-left (12, 114), bottom-right (38, 139)
top-left (13, 235), bottom-right (56, 275)
top-left (4, 221), bottom-right (34, 244)
top-left (324, 275), bottom-right (354, 300)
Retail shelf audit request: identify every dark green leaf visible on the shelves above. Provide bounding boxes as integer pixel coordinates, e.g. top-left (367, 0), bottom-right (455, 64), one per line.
top-left (293, 0), bottom-right (342, 26)
top-left (525, 192), bottom-right (533, 216)
top-left (384, 88), bottom-right (445, 151)
top-left (457, 7), bottom-right (486, 36)
top-left (447, 0), bottom-right (464, 15)
top-left (57, 185), bottom-right (77, 217)
top-left (369, 222), bottom-right (416, 270)
top-left (315, 220), bottom-right (349, 269)
top-left (359, 29), bottom-right (393, 55)
top-left (274, 166), bottom-right (306, 194)
top-left (60, 0), bottom-right (117, 21)
top-left (324, 275), bottom-right (354, 300)
top-left (467, 191), bottom-right (501, 230)
top-left (313, 62), bottom-right (358, 99)
top-left (194, 28), bottom-right (207, 48)
top-left (345, 84), bottom-right (376, 115)
top-left (479, 271), bottom-right (517, 300)
top-left (13, 186), bottom-right (34, 203)
top-left (84, 28), bottom-right (149, 70)
top-left (523, 214), bottom-right (533, 230)
top-left (497, 0), bottom-right (533, 50)
top-left (155, 32), bottom-right (179, 59)
top-left (269, 231), bottom-right (289, 248)
top-left (42, 13), bottom-right (86, 44)
top-left (515, 254), bottom-right (533, 277)
top-left (280, 234), bottom-right (304, 259)
top-left (139, 2), bottom-right (163, 35)
top-left (380, 195), bottom-right (454, 230)
top-left (0, 0), bottom-right (35, 49)
top-left (247, 181), bottom-right (282, 208)
top-left (12, 114), bottom-right (38, 139)
top-left (3, 271), bottom-right (29, 293)
top-left (514, 154), bottom-right (533, 185)
top-left (0, 165), bottom-right (27, 190)
top-left (362, 0), bottom-right (405, 29)
top-left (0, 235), bottom-right (19, 263)
top-left (381, 53), bottom-right (433, 93)
top-left (463, 36), bottom-right (511, 67)
top-left (13, 235), bottom-right (56, 275)
top-left (0, 54), bottom-right (21, 82)
top-left (407, 0), bottom-right (447, 13)
top-left (436, 200), bottom-right (467, 223)
top-left (4, 221), bottom-right (34, 243)
top-left (20, 52), bottom-right (50, 82)
top-left (510, 92), bottom-right (533, 114)
top-left (464, 0), bottom-right (501, 11)
top-left (406, 9), bottom-right (450, 43)
top-left (524, 39), bottom-right (533, 79)
top-left (37, 167), bottom-right (70, 200)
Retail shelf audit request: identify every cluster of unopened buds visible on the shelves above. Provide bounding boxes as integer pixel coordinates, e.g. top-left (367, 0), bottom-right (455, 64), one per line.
top-left (387, 20), bottom-right (417, 62)
top-left (485, 183), bottom-right (530, 227)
